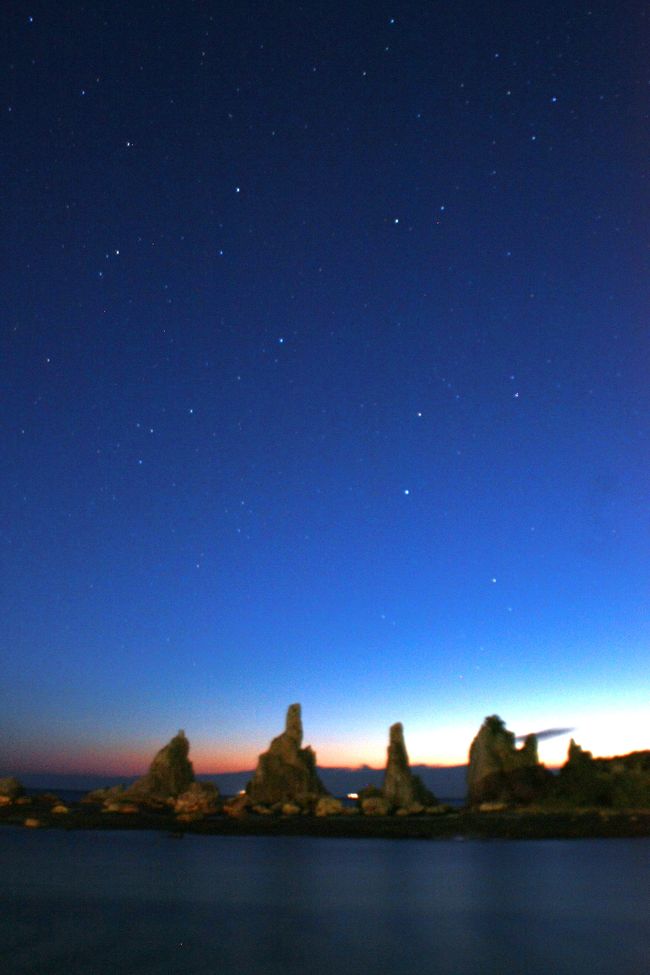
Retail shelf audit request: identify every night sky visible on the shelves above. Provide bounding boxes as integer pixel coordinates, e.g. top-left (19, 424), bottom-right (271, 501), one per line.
top-left (2, 2), bottom-right (648, 777)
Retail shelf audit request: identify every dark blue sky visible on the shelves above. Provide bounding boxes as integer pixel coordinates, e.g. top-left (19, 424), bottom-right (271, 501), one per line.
top-left (2, 1), bottom-right (648, 774)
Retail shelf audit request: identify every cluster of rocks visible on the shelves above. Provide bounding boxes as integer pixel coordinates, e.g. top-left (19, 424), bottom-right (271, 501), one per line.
top-left (84, 730), bottom-right (220, 820)
top-left (75, 704), bottom-right (443, 821)
top-left (466, 717), bottom-right (650, 810)
top-left (0, 780), bottom-right (73, 827)
top-left (224, 706), bottom-right (441, 818)
top-left (466, 714), bottom-right (550, 808)
top-left (6, 708), bottom-right (647, 823)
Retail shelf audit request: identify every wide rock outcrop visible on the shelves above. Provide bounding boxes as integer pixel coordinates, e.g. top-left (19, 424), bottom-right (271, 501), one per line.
top-left (383, 723), bottom-right (437, 810)
top-left (246, 704), bottom-right (326, 808)
top-left (467, 715), bottom-right (549, 806)
top-left (553, 740), bottom-right (650, 808)
top-left (127, 729), bottom-right (195, 802)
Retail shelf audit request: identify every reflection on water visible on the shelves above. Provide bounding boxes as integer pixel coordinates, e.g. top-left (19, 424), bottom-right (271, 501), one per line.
top-left (1, 828), bottom-right (648, 974)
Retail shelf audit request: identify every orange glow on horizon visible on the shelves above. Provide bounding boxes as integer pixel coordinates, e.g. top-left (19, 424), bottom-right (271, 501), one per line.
top-left (11, 741), bottom-right (467, 777)
top-left (8, 708), bottom-right (648, 777)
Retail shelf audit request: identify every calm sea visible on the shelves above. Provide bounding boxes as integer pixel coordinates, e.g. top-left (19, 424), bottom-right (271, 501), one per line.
top-left (1, 827), bottom-right (648, 975)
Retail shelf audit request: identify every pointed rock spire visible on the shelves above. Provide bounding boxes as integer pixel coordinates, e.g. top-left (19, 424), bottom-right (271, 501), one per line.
top-left (383, 722), bottom-right (436, 809)
top-left (246, 703), bottom-right (326, 808)
top-left (285, 703), bottom-right (303, 744)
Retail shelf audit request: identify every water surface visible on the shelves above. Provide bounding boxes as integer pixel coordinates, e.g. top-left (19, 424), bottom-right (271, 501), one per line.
top-left (2, 828), bottom-right (648, 974)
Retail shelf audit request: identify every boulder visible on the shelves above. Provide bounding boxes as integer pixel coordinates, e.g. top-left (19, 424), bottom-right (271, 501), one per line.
top-left (127, 730), bottom-right (195, 802)
top-left (281, 802), bottom-right (301, 816)
top-left (223, 794), bottom-right (252, 818)
top-left (83, 784), bottom-right (126, 804)
top-left (246, 704), bottom-right (327, 808)
top-left (315, 796), bottom-right (343, 817)
top-left (361, 796), bottom-right (391, 816)
top-left (0, 777), bottom-right (24, 799)
top-left (467, 715), bottom-right (549, 806)
top-left (383, 723), bottom-right (437, 810)
top-left (174, 781), bottom-right (220, 815)
top-left (104, 802), bottom-right (140, 814)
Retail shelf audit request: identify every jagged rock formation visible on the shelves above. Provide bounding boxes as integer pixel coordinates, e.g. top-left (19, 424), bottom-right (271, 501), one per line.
top-left (0, 776), bottom-right (24, 800)
top-left (383, 723), bottom-right (437, 810)
top-left (467, 715), bottom-right (549, 806)
top-left (127, 730), bottom-right (195, 801)
top-left (246, 703), bottom-right (326, 808)
top-left (553, 740), bottom-right (650, 808)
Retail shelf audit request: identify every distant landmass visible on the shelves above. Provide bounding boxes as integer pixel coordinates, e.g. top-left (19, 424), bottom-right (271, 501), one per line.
top-left (10, 764), bottom-right (469, 799)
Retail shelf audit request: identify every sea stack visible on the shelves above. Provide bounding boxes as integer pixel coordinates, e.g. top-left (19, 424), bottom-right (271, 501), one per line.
top-left (467, 715), bottom-right (548, 806)
top-left (246, 703), bottom-right (326, 808)
top-left (383, 722), bottom-right (436, 810)
top-left (128, 729), bottom-right (196, 800)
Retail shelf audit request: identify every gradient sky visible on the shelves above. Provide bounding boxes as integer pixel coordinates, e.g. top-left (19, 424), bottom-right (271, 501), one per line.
top-left (1, 2), bottom-right (648, 777)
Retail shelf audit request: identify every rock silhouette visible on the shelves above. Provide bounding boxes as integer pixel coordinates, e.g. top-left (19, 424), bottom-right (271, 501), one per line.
top-left (383, 723), bottom-right (437, 810)
top-left (246, 703), bottom-right (326, 808)
top-left (467, 715), bottom-right (549, 805)
top-left (128, 729), bottom-right (195, 801)
top-left (553, 739), bottom-right (650, 808)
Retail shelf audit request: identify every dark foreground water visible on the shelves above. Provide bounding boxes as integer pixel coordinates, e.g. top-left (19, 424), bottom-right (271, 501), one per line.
top-left (1, 828), bottom-right (648, 975)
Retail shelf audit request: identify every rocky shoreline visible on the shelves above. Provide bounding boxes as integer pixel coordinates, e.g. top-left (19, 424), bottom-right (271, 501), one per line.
top-left (1, 794), bottom-right (649, 839)
top-left (3, 703), bottom-right (649, 836)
